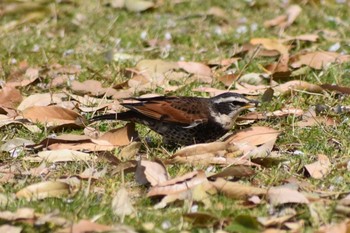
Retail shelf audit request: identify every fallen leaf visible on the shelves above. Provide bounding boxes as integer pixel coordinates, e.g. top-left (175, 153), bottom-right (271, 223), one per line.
top-left (0, 86), bottom-right (22, 108)
top-left (211, 178), bottom-right (266, 199)
top-left (0, 208), bottom-right (35, 221)
top-left (71, 80), bottom-right (117, 97)
top-left (79, 167), bottom-right (107, 180)
top-left (35, 149), bottom-right (95, 163)
top-left (173, 141), bottom-right (231, 157)
top-left (59, 219), bottom-right (135, 233)
top-left (290, 51), bottom-right (350, 70)
top-left (17, 93), bottom-right (65, 111)
top-left (267, 186), bottom-right (309, 205)
top-left (16, 181), bottom-right (70, 200)
top-left (147, 170), bottom-right (207, 197)
top-left (111, 187), bottom-right (135, 221)
top-left (226, 126), bottom-right (280, 146)
top-left (0, 225), bottom-right (22, 233)
top-left (316, 219), bottom-right (350, 233)
top-left (183, 212), bottom-right (219, 227)
top-left (22, 105), bottom-right (84, 127)
top-left (118, 142), bottom-right (142, 160)
top-left (274, 80), bottom-right (324, 95)
top-left (240, 108), bottom-right (304, 120)
top-left (136, 159), bottom-right (169, 186)
top-left (93, 123), bottom-right (138, 146)
top-left (250, 38), bottom-right (289, 57)
top-left (177, 61), bottom-right (212, 77)
top-left (304, 154), bottom-right (331, 179)
top-left (264, 4), bottom-right (301, 29)
top-left (7, 67), bottom-right (39, 87)
top-left (209, 165), bottom-right (255, 179)
top-left (0, 117), bottom-right (41, 133)
top-left (124, 0), bottom-right (154, 12)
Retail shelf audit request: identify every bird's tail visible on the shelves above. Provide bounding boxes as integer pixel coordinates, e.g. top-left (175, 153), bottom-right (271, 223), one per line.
top-left (90, 111), bottom-right (137, 122)
top-left (90, 113), bottom-right (116, 122)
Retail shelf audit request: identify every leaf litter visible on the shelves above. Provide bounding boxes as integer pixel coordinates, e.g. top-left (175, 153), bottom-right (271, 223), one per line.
top-left (1, 1), bottom-right (350, 232)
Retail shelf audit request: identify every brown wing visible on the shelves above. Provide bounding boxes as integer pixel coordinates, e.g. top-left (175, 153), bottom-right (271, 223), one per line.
top-left (121, 97), bottom-right (209, 125)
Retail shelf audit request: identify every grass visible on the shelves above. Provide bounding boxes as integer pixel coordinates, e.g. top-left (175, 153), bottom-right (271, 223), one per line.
top-left (1, 0), bottom-right (350, 232)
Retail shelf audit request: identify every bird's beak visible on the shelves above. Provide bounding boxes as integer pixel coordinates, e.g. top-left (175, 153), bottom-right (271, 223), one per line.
top-left (244, 100), bottom-right (260, 109)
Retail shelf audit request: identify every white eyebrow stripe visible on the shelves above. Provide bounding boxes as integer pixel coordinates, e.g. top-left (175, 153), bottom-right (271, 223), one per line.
top-left (213, 96), bottom-right (249, 104)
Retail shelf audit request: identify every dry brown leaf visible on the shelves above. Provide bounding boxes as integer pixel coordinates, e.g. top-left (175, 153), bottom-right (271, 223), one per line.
top-left (94, 123), bottom-right (138, 146)
top-left (290, 51), bottom-right (350, 70)
top-left (264, 4), bottom-right (301, 29)
top-left (79, 167), bottom-right (107, 180)
top-left (0, 208), bottom-right (35, 221)
top-left (0, 225), bottom-right (22, 233)
top-left (7, 67), bottom-right (39, 87)
top-left (304, 154), bottom-right (331, 179)
top-left (240, 108), bottom-right (304, 120)
top-left (17, 93), bottom-right (65, 111)
top-left (59, 219), bottom-right (114, 233)
top-left (34, 149), bottom-right (95, 163)
top-left (118, 141), bottom-right (142, 160)
top-left (274, 80), bottom-right (324, 95)
top-left (211, 178), bottom-right (266, 199)
top-left (317, 219), bottom-right (350, 233)
top-left (267, 186), bottom-right (309, 205)
top-left (111, 187), bottom-right (135, 220)
top-left (250, 38), bottom-right (289, 57)
top-left (48, 142), bottom-right (116, 152)
top-left (22, 105), bottom-right (84, 126)
top-left (147, 170), bottom-right (207, 197)
top-left (71, 80), bottom-right (117, 97)
top-left (125, 0), bottom-right (154, 12)
top-left (0, 86), bottom-right (22, 109)
top-left (226, 126), bottom-right (280, 146)
top-left (0, 117), bottom-right (41, 133)
top-left (16, 181), bottom-right (70, 200)
top-left (177, 61), bottom-right (212, 77)
top-left (296, 115), bottom-right (337, 127)
top-left (173, 141), bottom-right (230, 157)
top-left (136, 159), bottom-right (169, 186)
top-left (209, 165), bottom-right (255, 179)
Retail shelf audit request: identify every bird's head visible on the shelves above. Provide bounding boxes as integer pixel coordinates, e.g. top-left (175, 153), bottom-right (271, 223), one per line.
top-left (210, 92), bottom-right (258, 129)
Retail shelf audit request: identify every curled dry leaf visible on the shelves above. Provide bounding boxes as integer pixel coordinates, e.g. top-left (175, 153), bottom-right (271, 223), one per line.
top-left (0, 208), bottom-right (35, 221)
top-left (274, 80), bottom-right (324, 95)
top-left (250, 38), bottom-right (289, 57)
top-left (173, 141), bottom-right (230, 157)
top-left (290, 51), bottom-right (350, 70)
top-left (16, 181), bottom-right (70, 200)
top-left (118, 141), bottom-right (142, 160)
top-left (147, 170), bottom-right (207, 197)
top-left (0, 225), bottom-right (22, 233)
top-left (79, 167), bottom-right (107, 180)
top-left (209, 165), bottom-right (256, 179)
top-left (240, 108), bottom-right (304, 120)
top-left (71, 80), bottom-right (117, 97)
top-left (125, 0), bottom-right (154, 12)
top-left (60, 219), bottom-right (136, 233)
top-left (0, 86), bottom-right (22, 109)
top-left (35, 149), bottom-right (95, 163)
top-left (112, 187), bottom-right (135, 220)
top-left (7, 67), bottom-right (39, 87)
top-left (0, 116), bottom-right (41, 133)
top-left (211, 178), bottom-right (266, 199)
top-left (267, 186), bottom-right (309, 205)
top-left (17, 93), bottom-right (65, 111)
top-left (226, 126), bottom-right (280, 147)
top-left (136, 159), bottom-right (169, 186)
top-left (264, 4), bottom-right (301, 29)
top-left (177, 61), bottom-right (212, 77)
top-left (304, 154), bottom-right (331, 179)
top-left (317, 219), bottom-right (350, 233)
top-left (93, 123), bottom-right (138, 146)
top-left (22, 105), bottom-right (84, 127)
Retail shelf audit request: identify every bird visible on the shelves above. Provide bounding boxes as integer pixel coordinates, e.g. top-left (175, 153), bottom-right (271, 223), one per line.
top-left (90, 92), bottom-right (258, 146)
